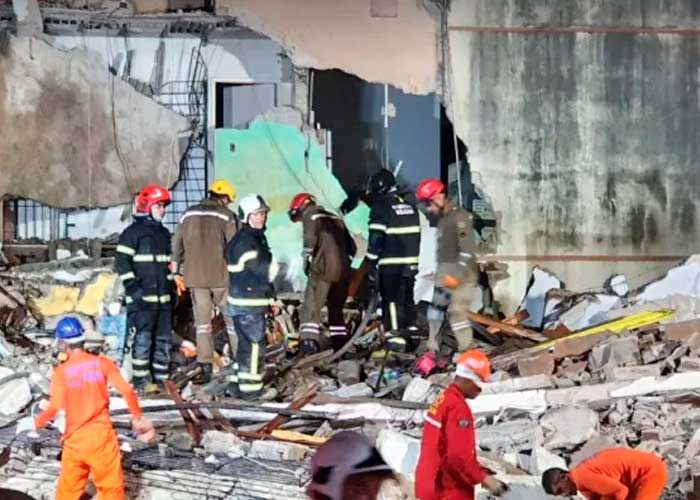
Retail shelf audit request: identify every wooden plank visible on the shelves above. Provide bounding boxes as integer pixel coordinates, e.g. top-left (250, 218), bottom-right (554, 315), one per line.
top-left (464, 311), bottom-right (545, 342)
top-left (163, 380), bottom-right (202, 444)
top-left (486, 310), bottom-right (529, 335)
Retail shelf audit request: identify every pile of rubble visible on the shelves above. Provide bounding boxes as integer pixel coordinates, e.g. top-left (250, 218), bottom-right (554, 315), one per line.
top-left (0, 254), bottom-right (700, 498)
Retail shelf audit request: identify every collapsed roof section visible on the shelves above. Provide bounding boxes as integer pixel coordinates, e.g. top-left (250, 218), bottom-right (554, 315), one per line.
top-left (0, 34), bottom-right (190, 208)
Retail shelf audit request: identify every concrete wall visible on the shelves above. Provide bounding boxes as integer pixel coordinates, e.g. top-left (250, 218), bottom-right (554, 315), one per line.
top-left (447, 0), bottom-right (700, 310)
top-left (216, 0), bottom-right (438, 94)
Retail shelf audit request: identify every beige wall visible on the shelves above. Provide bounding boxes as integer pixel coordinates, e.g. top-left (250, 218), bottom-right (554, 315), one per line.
top-left (217, 0), bottom-right (439, 94)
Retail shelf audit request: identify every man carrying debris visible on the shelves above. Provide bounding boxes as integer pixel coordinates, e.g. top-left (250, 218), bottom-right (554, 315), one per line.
top-left (542, 448), bottom-right (668, 500)
top-left (288, 193), bottom-right (357, 354)
top-left (415, 178), bottom-right (480, 353)
top-left (226, 194), bottom-right (277, 399)
top-left (115, 184), bottom-right (174, 393)
top-left (415, 350), bottom-right (508, 500)
top-left (171, 179), bottom-right (239, 384)
top-left (35, 316), bottom-right (155, 500)
top-left (366, 169), bottom-right (421, 351)
top-left (307, 431), bottom-right (397, 500)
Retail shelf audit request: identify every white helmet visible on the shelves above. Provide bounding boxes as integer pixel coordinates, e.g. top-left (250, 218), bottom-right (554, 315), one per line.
top-left (307, 432), bottom-right (394, 499)
top-left (238, 194), bottom-right (270, 224)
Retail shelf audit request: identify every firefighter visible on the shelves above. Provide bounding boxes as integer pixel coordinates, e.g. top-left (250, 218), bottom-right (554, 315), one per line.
top-left (288, 193), bottom-right (356, 354)
top-left (171, 179), bottom-right (239, 384)
top-left (366, 169), bottom-right (421, 351)
top-left (225, 194), bottom-right (277, 399)
top-left (307, 431), bottom-right (397, 500)
top-left (415, 178), bottom-right (481, 353)
top-left (115, 184), bottom-right (173, 393)
top-left (415, 350), bottom-right (507, 500)
top-left (542, 449), bottom-right (668, 500)
top-left (35, 316), bottom-right (155, 500)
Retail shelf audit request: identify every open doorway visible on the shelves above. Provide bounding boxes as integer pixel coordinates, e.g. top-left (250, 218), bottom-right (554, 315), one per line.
top-left (214, 81), bottom-right (277, 129)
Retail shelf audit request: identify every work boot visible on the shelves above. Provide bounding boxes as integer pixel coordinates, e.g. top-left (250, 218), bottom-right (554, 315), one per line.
top-left (193, 363), bottom-right (213, 385)
top-left (300, 338), bottom-right (320, 356)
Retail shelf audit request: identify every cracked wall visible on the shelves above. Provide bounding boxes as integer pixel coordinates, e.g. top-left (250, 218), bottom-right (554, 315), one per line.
top-left (0, 35), bottom-right (190, 208)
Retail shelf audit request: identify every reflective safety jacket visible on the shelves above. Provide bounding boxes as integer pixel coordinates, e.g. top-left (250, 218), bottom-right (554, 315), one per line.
top-left (415, 384), bottom-right (487, 500)
top-left (226, 225), bottom-right (276, 315)
top-left (367, 191), bottom-right (420, 271)
top-left (115, 215), bottom-right (173, 312)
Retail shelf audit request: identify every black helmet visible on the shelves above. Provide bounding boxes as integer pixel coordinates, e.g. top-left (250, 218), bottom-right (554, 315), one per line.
top-left (368, 169), bottom-right (396, 195)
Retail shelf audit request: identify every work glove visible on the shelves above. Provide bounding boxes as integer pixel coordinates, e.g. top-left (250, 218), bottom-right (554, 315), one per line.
top-left (482, 476), bottom-right (508, 497)
top-left (174, 275), bottom-right (186, 297)
top-left (132, 416), bottom-right (156, 443)
top-left (300, 338), bottom-right (320, 355)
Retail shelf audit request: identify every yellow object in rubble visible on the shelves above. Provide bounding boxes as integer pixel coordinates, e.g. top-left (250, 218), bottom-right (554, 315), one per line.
top-left (270, 429), bottom-right (328, 446)
top-left (534, 309), bottom-right (676, 352)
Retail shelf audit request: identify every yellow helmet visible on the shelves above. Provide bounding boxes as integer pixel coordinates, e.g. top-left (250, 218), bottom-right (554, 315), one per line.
top-left (209, 179), bottom-right (236, 201)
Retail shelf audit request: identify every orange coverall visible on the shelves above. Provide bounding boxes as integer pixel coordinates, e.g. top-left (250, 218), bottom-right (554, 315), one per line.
top-left (35, 350), bottom-right (143, 500)
top-left (415, 384), bottom-right (488, 500)
top-left (571, 448), bottom-right (668, 500)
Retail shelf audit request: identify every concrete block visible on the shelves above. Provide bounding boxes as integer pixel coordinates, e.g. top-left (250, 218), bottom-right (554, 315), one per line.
top-left (201, 431), bottom-right (250, 457)
top-left (248, 440), bottom-right (310, 461)
top-left (402, 377), bottom-right (435, 403)
top-left (477, 419), bottom-right (544, 453)
top-left (556, 359), bottom-right (587, 379)
top-left (684, 429), bottom-right (700, 457)
top-left (605, 364), bottom-right (661, 381)
top-left (376, 429), bottom-right (420, 475)
top-left (336, 360), bottom-right (361, 385)
top-left (678, 357), bottom-right (700, 372)
top-left (588, 336), bottom-right (640, 372)
top-left (570, 435), bottom-right (616, 465)
top-left (481, 374), bottom-right (553, 394)
top-left (540, 405), bottom-right (598, 449)
top-left (331, 382), bottom-right (374, 399)
top-left (166, 432), bottom-right (195, 451)
top-left (519, 446), bottom-right (566, 475)
top-left (551, 331), bottom-right (612, 359)
top-left (664, 319), bottom-right (700, 342)
top-left (0, 368), bottom-right (32, 416)
top-left (517, 352), bottom-right (555, 377)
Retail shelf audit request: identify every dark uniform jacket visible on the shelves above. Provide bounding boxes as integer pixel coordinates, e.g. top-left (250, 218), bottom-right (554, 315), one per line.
top-left (302, 205), bottom-right (356, 282)
top-left (226, 225), bottom-right (275, 315)
top-left (171, 198), bottom-right (239, 289)
top-left (367, 191), bottom-right (421, 271)
top-left (115, 215), bottom-right (174, 312)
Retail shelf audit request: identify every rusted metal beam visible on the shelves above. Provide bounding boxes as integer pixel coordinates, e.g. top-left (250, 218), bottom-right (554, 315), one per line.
top-left (449, 25), bottom-right (700, 36)
top-left (163, 381), bottom-right (202, 444)
top-left (258, 386), bottom-right (318, 435)
top-left (478, 254), bottom-right (686, 263)
top-left (110, 402), bottom-right (332, 420)
top-left (192, 386), bottom-right (238, 434)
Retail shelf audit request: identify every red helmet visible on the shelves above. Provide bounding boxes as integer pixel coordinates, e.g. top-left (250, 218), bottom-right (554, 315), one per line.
top-left (415, 178), bottom-right (446, 202)
top-left (288, 193), bottom-right (316, 222)
top-left (136, 184), bottom-right (171, 213)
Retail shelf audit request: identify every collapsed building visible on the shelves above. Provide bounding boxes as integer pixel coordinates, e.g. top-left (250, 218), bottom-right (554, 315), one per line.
top-left (1, 0), bottom-right (700, 499)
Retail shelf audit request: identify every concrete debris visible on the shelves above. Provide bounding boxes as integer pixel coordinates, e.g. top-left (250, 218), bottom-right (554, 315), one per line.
top-left (248, 440), bottom-right (310, 461)
top-left (519, 446), bottom-right (566, 476)
top-left (376, 429), bottom-right (420, 475)
top-left (588, 335), bottom-right (640, 372)
top-left (477, 419), bottom-right (544, 454)
top-left (201, 430), bottom-right (250, 457)
top-left (0, 368), bottom-right (31, 416)
top-left (570, 435), bottom-right (617, 466)
top-left (518, 267), bottom-right (564, 330)
top-left (540, 406), bottom-right (598, 449)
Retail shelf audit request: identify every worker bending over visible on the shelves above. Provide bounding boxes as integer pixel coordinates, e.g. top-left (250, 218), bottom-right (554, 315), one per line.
top-left (415, 350), bottom-right (507, 500)
top-left (115, 184), bottom-right (174, 392)
top-left (171, 180), bottom-right (239, 384)
top-left (289, 193), bottom-right (356, 354)
top-left (415, 178), bottom-right (481, 353)
top-left (366, 169), bottom-right (421, 351)
top-left (226, 194), bottom-right (277, 399)
top-left (35, 317), bottom-right (155, 500)
top-left (542, 448), bottom-right (668, 500)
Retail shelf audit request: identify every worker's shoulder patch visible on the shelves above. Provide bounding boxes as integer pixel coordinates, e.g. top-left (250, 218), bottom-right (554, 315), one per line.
top-left (458, 418), bottom-right (471, 428)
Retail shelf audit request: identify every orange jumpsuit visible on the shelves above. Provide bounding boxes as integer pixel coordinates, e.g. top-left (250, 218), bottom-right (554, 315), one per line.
top-left (35, 350), bottom-right (143, 500)
top-left (415, 384), bottom-right (487, 500)
top-left (571, 448), bottom-right (668, 500)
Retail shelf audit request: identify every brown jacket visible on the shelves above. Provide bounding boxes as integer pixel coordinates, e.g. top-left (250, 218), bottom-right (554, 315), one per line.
top-left (303, 205), bottom-right (356, 282)
top-left (171, 198), bottom-right (239, 288)
top-left (437, 201), bottom-right (479, 283)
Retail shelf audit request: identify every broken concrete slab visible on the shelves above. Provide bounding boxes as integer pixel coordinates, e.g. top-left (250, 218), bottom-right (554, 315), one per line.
top-left (517, 352), bottom-right (555, 377)
top-left (402, 377), bottom-right (437, 403)
top-left (665, 320), bottom-right (700, 342)
top-left (0, 368), bottom-right (31, 416)
top-left (519, 446), bottom-right (566, 476)
top-left (477, 419), bottom-right (544, 453)
top-left (336, 360), bottom-right (361, 385)
top-left (588, 335), bottom-right (640, 372)
top-left (540, 406), bottom-right (598, 449)
top-left (570, 435), bottom-right (617, 465)
top-left (376, 429), bottom-right (420, 475)
top-left (247, 439), bottom-right (310, 461)
top-left (201, 431), bottom-right (250, 457)
top-left (481, 374), bottom-right (554, 395)
top-left (518, 267), bottom-right (564, 330)
top-left (165, 432), bottom-right (195, 451)
top-left (0, 36), bottom-right (189, 208)
top-left (605, 364), bottom-right (661, 381)
top-left (557, 294), bottom-right (622, 332)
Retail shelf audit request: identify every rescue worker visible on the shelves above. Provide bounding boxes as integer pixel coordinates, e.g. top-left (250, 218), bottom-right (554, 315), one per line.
top-left (415, 178), bottom-right (480, 353)
top-left (288, 193), bottom-right (356, 354)
top-left (366, 169), bottom-right (421, 351)
top-left (226, 194), bottom-right (277, 399)
top-left (415, 350), bottom-right (507, 500)
top-left (171, 179), bottom-right (239, 383)
top-left (307, 431), bottom-right (397, 500)
top-left (115, 184), bottom-right (174, 392)
top-left (35, 316), bottom-right (155, 500)
top-left (542, 448), bottom-right (668, 500)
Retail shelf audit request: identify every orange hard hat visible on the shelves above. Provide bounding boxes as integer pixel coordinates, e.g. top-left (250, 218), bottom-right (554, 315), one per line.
top-left (455, 350), bottom-right (491, 383)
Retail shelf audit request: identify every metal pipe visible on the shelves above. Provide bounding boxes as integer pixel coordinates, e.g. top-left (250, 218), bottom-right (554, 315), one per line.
top-left (110, 402), bottom-right (334, 420)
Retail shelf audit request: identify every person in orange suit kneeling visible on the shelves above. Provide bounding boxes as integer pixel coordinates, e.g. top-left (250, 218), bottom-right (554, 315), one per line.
top-left (35, 316), bottom-right (155, 500)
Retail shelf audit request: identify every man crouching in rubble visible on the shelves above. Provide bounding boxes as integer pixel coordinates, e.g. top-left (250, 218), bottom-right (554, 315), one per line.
top-left (225, 194), bottom-right (277, 399)
top-left (288, 193), bottom-right (356, 355)
top-left (415, 350), bottom-right (508, 500)
top-left (542, 448), bottom-right (668, 500)
top-left (415, 178), bottom-right (481, 353)
top-left (35, 316), bottom-right (155, 500)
